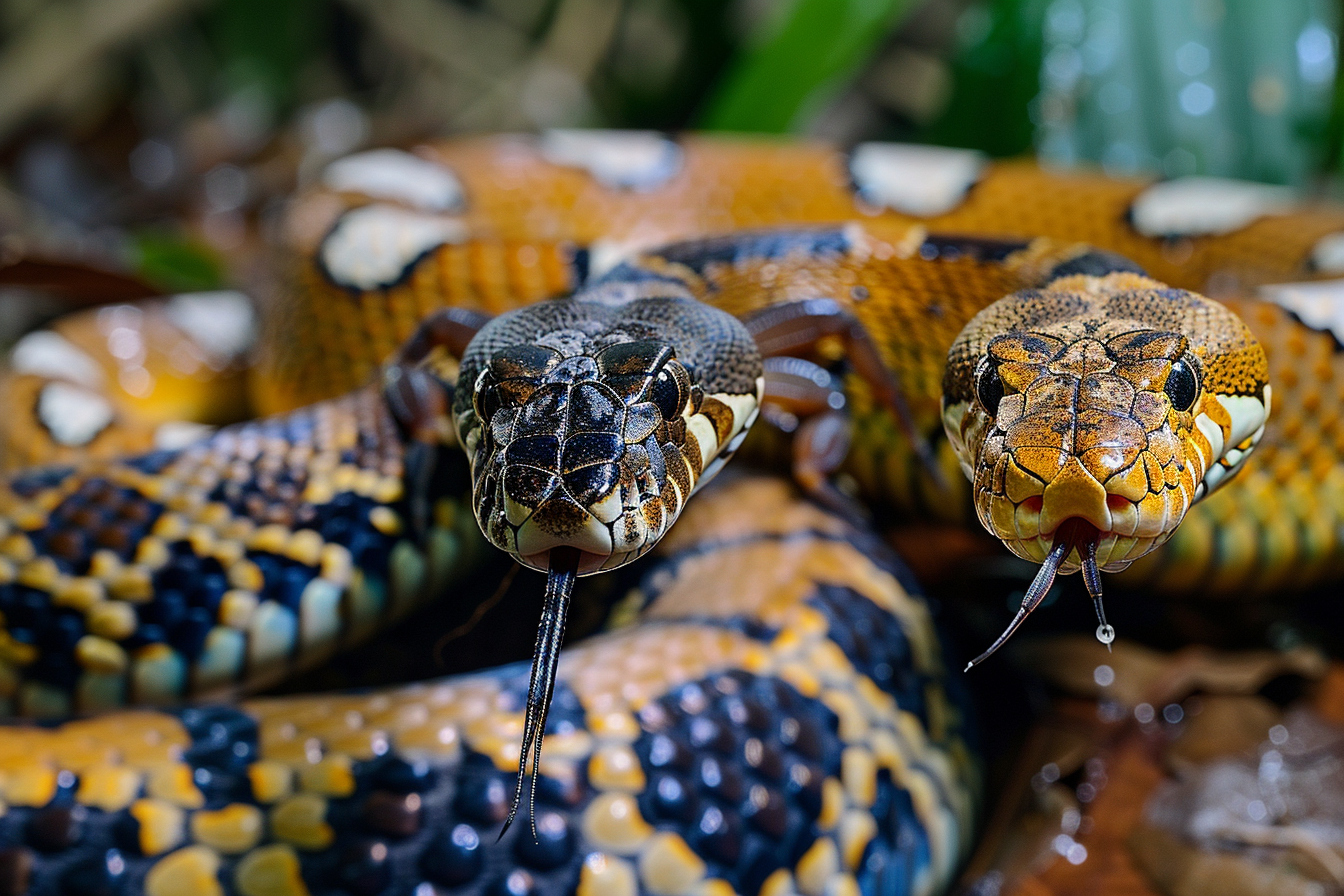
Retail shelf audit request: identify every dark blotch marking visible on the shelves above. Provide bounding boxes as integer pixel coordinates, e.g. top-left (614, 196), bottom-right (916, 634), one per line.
top-left (647, 228), bottom-right (850, 278)
top-left (633, 672), bottom-right (843, 893)
top-left (919, 234), bottom-right (1030, 262)
top-left (562, 464), bottom-right (619, 507)
top-left (559, 432), bottom-right (624, 471)
top-left (1048, 249), bottom-right (1146, 279)
top-left (567, 383), bottom-right (623, 433)
top-left (505, 435), bottom-right (561, 469)
top-left (807, 585), bottom-right (928, 724)
top-left (595, 341), bottom-right (673, 377)
top-left (529, 496), bottom-right (591, 537)
top-left (502, 466), bottom-right (560, 508)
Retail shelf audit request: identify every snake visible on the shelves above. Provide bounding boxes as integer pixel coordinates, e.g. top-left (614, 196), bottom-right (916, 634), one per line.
top-left (0, 130), bottom-right (1340, 896)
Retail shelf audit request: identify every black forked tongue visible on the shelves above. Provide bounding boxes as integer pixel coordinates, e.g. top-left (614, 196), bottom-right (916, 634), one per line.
top-left (965, 518), bottom-right (1115, 671)
top-left (500, 546), bottom-right (580, 841)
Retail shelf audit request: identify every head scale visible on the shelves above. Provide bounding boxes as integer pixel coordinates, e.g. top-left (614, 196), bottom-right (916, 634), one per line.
top-left (452, 284), bottom-right (764, 576)
top-left (942, 272), bottom-right (1270, 577)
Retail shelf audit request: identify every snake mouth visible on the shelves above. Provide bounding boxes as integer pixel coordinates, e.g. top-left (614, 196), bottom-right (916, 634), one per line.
top-left (1002, 521), bottom-right (1154, 574)
top-left (988, 483), bottom-right (1187, 575)
top-left (1052, 517), bottom-right (1104, 573)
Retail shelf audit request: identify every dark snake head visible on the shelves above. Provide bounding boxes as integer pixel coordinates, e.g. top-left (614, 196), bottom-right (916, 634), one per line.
top-left (453, 287), bottom-right (763, 575)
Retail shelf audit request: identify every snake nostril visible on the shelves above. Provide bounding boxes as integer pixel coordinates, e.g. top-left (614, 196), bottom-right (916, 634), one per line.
top-left (1021, 495), bottom-right (1043, 513)
top-left (1106, 494), bottom-right (1130, 512)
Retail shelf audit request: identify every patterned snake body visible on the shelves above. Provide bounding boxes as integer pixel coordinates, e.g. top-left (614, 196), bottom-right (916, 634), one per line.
top-left (0, 131), bottom-right (1340, 894)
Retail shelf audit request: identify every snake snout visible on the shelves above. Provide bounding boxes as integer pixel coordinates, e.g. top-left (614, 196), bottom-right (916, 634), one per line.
top-left (990, 408), bottom-right (1193, 573)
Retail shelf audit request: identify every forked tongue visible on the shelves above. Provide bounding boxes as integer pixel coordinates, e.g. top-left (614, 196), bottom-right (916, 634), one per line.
top-left (965, 518), bottom-right (1114, 670)
top-left (500, 546), bottom-right (580, 840)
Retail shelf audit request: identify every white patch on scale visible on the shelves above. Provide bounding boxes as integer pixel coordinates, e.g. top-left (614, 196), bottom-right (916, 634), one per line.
top-left (848, 143), bottom-right (986, 216)
top-left (1130, 177), bottom-right (1297, 237)
top-left (1193, 412), bottom-right (1225, 466)
top-left (587, 239), bottom-right (642, 278)
top-left (322, 149), bottom-right (465, 212)
top-left (10, 331), bottom-right (105, 387)
top-left (540, 129), bottom-right (682, 191)
top-left (718, 385), bottom-right (762, 440)
top-left (321, 205), bottom-right (468, 290)
top-left (685, 413), bottom-right (719, 471)
top-left (1201, 463), bottom-right (1227, 494)
top-left (1310, 232), bottom-right (1344, 273)
top-left (166, 291), bottom-right (256, 360)
top-left (154, 421), bottom-right (216, 450)
top-left (38, 382), bottom-right (114, 446)
top-left (1218, 392), bottom-right (1268, 450)
top-left (1260, 279), bottom-right (1344, 344)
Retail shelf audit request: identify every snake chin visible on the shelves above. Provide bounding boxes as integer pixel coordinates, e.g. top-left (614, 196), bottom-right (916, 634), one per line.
top-left (519, 546), bottom-right (643, 576)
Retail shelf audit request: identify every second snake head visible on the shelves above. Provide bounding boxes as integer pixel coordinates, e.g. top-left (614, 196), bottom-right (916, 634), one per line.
top-left (942, 271), bottom-right (1270, 574)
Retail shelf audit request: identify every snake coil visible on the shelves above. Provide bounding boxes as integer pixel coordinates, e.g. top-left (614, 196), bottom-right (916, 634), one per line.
top-left (0, 131), bottom-right (1339, 896)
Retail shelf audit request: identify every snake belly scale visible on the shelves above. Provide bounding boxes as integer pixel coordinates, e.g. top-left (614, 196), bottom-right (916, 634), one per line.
top-left (0, 130), bottom-right (1340, 895)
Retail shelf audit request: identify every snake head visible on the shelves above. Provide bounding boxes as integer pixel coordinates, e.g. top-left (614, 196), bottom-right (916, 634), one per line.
top-left (453, 290), bottom-right (763, 575)
top-left (942, 272), bottom-right (1270, 575)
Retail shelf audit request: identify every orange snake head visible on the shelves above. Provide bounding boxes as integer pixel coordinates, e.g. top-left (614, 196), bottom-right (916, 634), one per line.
top-left (451, 289), bottom-right (763, 576)
top-left (942, 272), bottom-right (1270, 578)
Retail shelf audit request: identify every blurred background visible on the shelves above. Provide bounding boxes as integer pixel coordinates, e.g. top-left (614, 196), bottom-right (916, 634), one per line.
top-left (0, 0), bottom-right (1340, 330)
top-left (4, 5), bottom-right (1344, 892)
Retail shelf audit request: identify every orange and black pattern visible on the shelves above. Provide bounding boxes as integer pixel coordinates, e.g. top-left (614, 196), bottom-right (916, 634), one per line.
top-left (0, 474), bottom-right (974, 896)
top-left (1, 132), bottom-right (1344, 895)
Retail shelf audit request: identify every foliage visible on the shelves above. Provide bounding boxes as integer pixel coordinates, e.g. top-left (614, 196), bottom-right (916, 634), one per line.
top-left (698, 0), bottom-right (916, 132)
top-left (130, 232), bottom-right (225, 293)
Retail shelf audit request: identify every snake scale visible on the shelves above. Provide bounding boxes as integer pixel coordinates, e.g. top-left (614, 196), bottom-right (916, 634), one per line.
top-left (0, 130), bottom-right (1341, 896)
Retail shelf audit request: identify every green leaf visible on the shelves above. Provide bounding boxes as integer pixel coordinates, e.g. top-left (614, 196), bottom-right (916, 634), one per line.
top-left (130, 232), bottom-right (225, 294)
top-left (207, 0), bottom-right (324, 107)
top-left (921, 0), bottom-right (1048, 157)
top-left (698, 0), bottom-right (915, 133)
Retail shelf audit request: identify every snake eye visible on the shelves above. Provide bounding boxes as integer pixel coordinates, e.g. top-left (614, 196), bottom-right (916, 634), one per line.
top-left (1164, 356), bottom-right (1200, 412)
top-left (974, 358), bottom-right (1005, 414)
top-left (649, 366), bottom-right (684, 421)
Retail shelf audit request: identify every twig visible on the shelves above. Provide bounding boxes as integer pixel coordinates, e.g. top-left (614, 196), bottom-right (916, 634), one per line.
top-left (448, 0), bottom-right (627, 130)
top-left (334, 0), bottom-right (531, 88)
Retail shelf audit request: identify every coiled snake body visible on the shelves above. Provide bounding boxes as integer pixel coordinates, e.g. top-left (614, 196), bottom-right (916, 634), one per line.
top-left (0, 131), bottom-right (1341, 896)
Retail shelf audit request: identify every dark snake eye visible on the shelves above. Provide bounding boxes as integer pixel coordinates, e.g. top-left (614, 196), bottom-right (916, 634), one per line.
top-left (649, 367), bottom-right (684, 420)
top-left (974, 358), bottom-right (1005, 414)
top-left (1165, 356), bottom-right (1200, 411)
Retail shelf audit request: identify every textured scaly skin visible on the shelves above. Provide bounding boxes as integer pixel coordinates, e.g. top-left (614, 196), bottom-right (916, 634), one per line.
top-left (0, 132), bottom-right (1340, 893)
top-left (266, 134), bottom-right (1344, 594)
top-left (451, 276), bottom-right (763, 575)
top-left (0, 473), bottom-right (972, 896)
top-left (6, 136), bottom-right (1342, 591)
top-left (941, 271), bottom-right (1269, 574)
